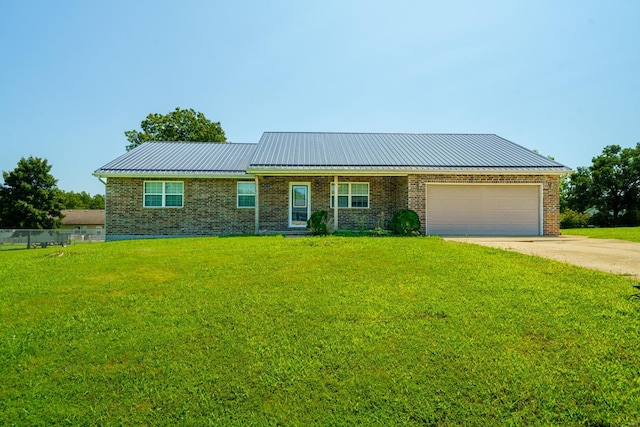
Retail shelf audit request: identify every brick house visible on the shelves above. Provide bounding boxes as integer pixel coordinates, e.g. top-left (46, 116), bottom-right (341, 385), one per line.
top-left (94, 132), bottom-right (571, 240)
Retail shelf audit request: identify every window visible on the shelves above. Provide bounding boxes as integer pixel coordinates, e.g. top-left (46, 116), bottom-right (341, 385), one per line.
top-left (144, 181), bottom-right (183, 208)
top-left (331, 183), bottom-right (349, 208)
top-left (330, 182), bottom-right (369, 208)
top-left (237, 182), bottom-right (256, 208)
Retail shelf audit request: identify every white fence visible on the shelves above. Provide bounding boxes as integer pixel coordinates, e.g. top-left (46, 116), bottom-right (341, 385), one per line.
top-left (0, 229), bottom-right (104, 250)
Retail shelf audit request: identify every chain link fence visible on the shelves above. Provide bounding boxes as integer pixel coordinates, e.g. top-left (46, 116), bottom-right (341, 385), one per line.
top-left (0, 229), bottom-right (104, 250)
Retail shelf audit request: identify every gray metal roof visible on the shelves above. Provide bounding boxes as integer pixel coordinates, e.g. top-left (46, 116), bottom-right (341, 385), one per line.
top-left (94, 133), bottom-right (571, 177)
top-left (94, 142), bottom-right (257, 176)
top-left (249, 132), bottom-right (570, 171)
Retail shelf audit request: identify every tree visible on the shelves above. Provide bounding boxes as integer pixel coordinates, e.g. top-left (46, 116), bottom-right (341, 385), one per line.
top-left (591, 144), bottom-right (640, 224)
top-left (563, 143), bottom-right (640, 225)
top-left (125, 107), bottom-right (227, 151)
top-left (562, 166), bottom-right (593, 213)
top-left (0, 156), bottom-right (64, 229)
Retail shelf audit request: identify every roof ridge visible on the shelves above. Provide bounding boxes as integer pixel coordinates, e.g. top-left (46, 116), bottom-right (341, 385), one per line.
top-left (141, 141), bottom-right (257, 145)
top-left (262, 131), bottom-right (497, 136)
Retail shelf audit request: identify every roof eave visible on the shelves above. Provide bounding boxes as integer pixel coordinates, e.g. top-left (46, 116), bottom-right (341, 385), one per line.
top-left (92, 171), bottom-right (255, 179)
top-left (246, 167), bottom-right (572, 176)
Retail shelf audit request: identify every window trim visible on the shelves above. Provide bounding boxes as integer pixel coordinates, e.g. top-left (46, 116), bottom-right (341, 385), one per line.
top-left (237, 181), bottom-right (256, 208)
top-left (143, 181), bottom-right (184, 208)
top-left (330, 182), bottom-right (370, 209)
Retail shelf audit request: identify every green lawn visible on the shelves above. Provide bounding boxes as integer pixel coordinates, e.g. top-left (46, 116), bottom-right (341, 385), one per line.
top-left (562, 226), bottom-right (640, 243)
top-left (1, 236), bottom-right (639, 425)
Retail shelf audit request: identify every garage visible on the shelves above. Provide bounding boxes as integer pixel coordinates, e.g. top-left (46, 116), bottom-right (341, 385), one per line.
top-left (426, 184), bottom-right (541, 236)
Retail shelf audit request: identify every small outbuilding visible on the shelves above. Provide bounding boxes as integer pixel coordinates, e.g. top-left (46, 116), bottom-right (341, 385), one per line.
top-left (60, 209), bottom-right (105, 239)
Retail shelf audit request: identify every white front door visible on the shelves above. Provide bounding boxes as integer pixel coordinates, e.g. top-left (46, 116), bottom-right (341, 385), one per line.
top-left (289, 183), bottom-right (310, 227)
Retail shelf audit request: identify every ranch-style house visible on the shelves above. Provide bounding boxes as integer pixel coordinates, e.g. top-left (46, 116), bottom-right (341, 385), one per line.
top-left (94, 132), bottom-right (571, 241)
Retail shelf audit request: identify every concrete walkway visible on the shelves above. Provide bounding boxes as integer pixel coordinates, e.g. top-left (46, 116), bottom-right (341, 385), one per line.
top-left (445, 236), bottom-right (640, 280)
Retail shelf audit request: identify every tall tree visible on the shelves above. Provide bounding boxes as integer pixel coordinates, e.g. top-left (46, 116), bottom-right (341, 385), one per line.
top-left (562, 166), bottom-right (594, 213)
top-left (0, 157), bottom-right (64, 229)
top-left (125, 107), bottom-right (227, 151)
top-left (563, 143), bottom-right (640, 224)
top-left (590, 143), bottom-right (640, 222)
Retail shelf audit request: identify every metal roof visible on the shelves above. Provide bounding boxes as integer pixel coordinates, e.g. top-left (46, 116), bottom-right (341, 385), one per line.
top-left (94, 133), bottom-right (571, 178)
top-left (94, 142), bottom-right (257, 176)
top-left (61, 210), bottom-right (105, 225)
top-left (249, 132), bottom-right (570, 171)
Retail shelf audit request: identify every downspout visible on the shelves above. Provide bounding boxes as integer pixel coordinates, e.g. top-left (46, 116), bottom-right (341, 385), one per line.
top-left (97, 177), bottom-right (106, 240)
top-left (333, 175), bottom-right (338, 232)
top-left (254, 175), bottom-right (260, 235)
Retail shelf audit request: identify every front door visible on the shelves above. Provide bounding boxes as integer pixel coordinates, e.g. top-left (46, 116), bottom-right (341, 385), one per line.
top-left (289, 183), bottom-right (310, 227)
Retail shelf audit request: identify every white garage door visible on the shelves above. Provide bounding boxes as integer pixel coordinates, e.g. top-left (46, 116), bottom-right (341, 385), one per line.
top-left (426, 185), bottom-right (541, 236)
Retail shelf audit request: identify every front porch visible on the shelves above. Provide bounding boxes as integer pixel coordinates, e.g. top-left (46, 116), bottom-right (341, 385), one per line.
top-left (255, 175), bottom-right (408, 233)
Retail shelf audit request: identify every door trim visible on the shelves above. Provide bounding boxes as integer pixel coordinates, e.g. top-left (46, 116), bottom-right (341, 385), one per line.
top-left (289, 182), bottom-right (311, 228)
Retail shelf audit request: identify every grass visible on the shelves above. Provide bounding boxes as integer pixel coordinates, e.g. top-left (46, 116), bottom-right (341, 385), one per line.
top-left (562, 226), bottom-right (640, 243)
top-left (1, 236), bottom-right (639, 425)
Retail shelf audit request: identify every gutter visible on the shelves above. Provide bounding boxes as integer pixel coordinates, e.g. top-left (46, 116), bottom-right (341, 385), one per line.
top-left (245, 168), bottom-right (572, 176)
top-left (92, 168), bottom-right (572, 179)
top-left (92, 172), bottom-right (255, 179)
top-left (96, 176), bottom-right (107, 239)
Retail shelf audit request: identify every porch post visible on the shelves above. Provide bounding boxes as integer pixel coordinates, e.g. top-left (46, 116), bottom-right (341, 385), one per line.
top-left (254, 175), bottom-right (260, 235)
top-left (333, 175), bottom-right (339, 232)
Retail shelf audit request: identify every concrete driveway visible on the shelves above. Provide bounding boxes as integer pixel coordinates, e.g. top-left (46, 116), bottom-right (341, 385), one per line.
top-left (445, 236), bottom-right (640, 280)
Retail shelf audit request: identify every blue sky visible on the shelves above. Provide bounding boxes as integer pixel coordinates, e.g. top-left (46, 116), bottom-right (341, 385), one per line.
top-left (1, 0), bottom-right (638, 196)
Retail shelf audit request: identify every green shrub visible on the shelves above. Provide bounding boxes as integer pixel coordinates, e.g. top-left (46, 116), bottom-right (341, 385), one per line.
top-left (560, 209), bottom-right (590, 228)
top-left (588, 211), bottom-right (612, 227)
top-left (307, 210), bottom-right (329, 235)
top-left (620, 209), bottom-right (640, 226)
top-left (370, 227), bottom-right (390, 237)
top-left (390, 209), bottom-right (421, 235)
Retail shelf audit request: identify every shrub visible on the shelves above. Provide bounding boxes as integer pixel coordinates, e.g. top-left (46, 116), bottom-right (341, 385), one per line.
top-left (560, 209), bottom-right (590, 229)
top-left (588, 211), bottom-right (611, 227)
top-left (620, 209), bottom-right (640, 227)
top-left (390, 209), bottom-right (421, 235)
top-left (307, 210), bottom-right (329, 235)
top-left (370, 227), bottom-right (390, 237)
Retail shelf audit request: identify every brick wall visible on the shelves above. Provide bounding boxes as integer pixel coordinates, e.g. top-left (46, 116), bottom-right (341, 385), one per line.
top-left (106, 174), bottom-right (561, 238)
top-left (107, 176), bottom-right (408, 238)
top-left (541, 175), bottom-right (561, 236)
top-left (105, 178), bottom-right (255, 239)
top-left (407, 174), bottom-right (561, 236)
top-left (256, 176), bottom-right (289, 231)
top-left (323, 176), bottom-right (407, 231)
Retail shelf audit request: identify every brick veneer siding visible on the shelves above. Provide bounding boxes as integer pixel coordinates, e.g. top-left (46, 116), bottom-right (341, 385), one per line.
top-left (257, 176), bottom-right (408, 232)
top-left (407, 174), bottom-right (561, 236)
top-left (105, 178), bottom-right (255, 239)
top-left (106, 174), bottom-right (561, 239)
